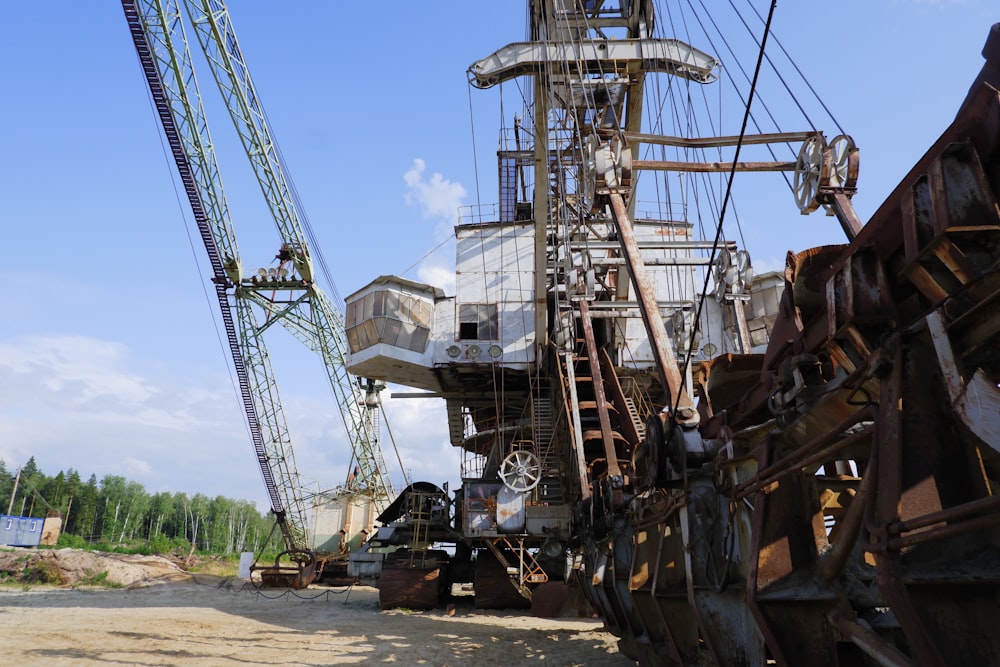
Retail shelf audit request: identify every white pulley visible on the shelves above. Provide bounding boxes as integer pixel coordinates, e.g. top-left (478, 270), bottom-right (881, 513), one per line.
top-left (827, 134), bottom-right (858, 189)
top-left (610, 133), bottom-right (632, 188)
top-left (594, 134), bottom-right (632, 192)
top-left (671, 310), bottom-right (689, 352)
top-left (580, 134), bottom-right (598, 211)
top-left (714, 250), bottom-right (734, 301)
top-left (499, 450), bottom-right (541, 492)
top-left (793, 134), bottom-right (827, 214)
top-left (733, 249), bottom-right (753, 295)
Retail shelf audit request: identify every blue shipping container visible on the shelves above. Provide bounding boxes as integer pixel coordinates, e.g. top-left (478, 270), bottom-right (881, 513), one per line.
top-left (0, 515), bottom-right (43, 547)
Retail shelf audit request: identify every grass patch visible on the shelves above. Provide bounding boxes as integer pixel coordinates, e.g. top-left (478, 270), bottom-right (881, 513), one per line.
top-left (76, 570), bottom-right (122, 588)
top-left (186, 555), bottom-right (239, 577)
top-left (22, 560), bottom-right (67, 586)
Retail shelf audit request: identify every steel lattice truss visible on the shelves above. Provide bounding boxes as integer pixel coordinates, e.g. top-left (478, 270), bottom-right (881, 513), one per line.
top-left (122, 0), bottom-right (394, 551)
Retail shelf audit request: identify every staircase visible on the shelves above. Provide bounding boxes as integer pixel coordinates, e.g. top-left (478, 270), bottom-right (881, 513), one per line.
top-left (532, 397), bottom-right (564, 503)
top-left (624, 397), bottom-right (646, 441)
top-left (561, 304), bottom-right (645, 499)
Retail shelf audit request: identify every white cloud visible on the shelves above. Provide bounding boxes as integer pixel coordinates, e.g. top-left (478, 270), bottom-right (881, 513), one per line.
top-left (0, 332), bottom-right (466, 517)
top-left (403, 158), bottom-right (466, 223)
top-left (0, 336), bottom-right (156, 407)
top-left (116, 456), bottom-right (154, 479)
top-left (401, 159), bottom-right (463, 294)
top-left (0, 334), bottom-right (258, 505)
top-left (416, 259), bottom-right (457, 296)
top-left (381, 392), bottom-right (460, 490)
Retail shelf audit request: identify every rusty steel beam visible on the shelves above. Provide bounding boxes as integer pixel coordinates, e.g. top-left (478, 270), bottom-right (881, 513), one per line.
top-left (559, 353), bottom-right (593, 503)
top-left (745, 466), bottom-right (785, 665)
top-left (887, 512), bottom-right (1000, 551)
top-left (735, 406), bottom-right (875, 497)
top-left (823, 192), bottom-right (864, 241)
top-left (622, 129), bottom-right (817, 149)
top-left (889, 493), bottom-right (1000, 535)
top-left (926, 309), bottom-right (1000, 448)
top-left (579, 300), bottom-right (625, 492)
top-left (820, 452), bottom-right (873, 582)
top-left (828, 611), bottom-right (915, 667)
top-left (608, 192), bottom-right (697, 423)
top-left (874, 346), bottom-right (950, 667)
top-left (712, 24), bottom-right (1000, 666)
top-left (645, 527), bottom-right (687, 666)
top-left (633, 159), bottom-right (797, 173)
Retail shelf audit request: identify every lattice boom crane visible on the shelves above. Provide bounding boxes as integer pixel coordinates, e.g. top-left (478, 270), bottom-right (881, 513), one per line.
top-left (121, 0), bottom-right (395, 577)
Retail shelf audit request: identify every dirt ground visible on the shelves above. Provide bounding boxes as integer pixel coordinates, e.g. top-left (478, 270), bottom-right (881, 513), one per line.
top-left (0, 548), bottom-right (633, 666)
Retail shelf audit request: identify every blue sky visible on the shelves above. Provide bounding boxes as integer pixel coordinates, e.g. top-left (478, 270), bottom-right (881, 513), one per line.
top-left (0, 1), bottom-right (994, 512)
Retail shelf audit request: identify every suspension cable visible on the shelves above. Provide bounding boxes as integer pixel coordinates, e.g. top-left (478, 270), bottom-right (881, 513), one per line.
top-left (674, 0), bottom-right (779, 417)
top-left (724, 0), bottom-right (816, 130)
top-left (741, 0), bottom-right (846, 135)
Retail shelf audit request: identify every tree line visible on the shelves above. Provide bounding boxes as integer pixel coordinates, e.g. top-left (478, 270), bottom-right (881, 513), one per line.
top-left (1, 457), bottom-right (282, 555)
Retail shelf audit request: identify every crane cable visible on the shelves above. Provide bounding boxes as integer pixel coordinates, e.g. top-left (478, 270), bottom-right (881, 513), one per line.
top-left (379, 394), bottom-right (413, 489)
top-left (674, 0), bottom-right (779, 417)
top-left (738, 0), bottom-right (846, 136)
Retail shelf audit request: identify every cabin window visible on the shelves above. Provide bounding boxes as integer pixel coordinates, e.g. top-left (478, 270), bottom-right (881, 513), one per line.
top-left (345, 288), bottom-right (433, 354)
top-left (458, 304), bottom-right (498, 340)
top-left (345, 299), bottom-right (356, 327)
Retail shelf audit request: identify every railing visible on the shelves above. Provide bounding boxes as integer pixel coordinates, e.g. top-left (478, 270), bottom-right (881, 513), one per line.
top-left (458, 203), bottom-right (500, 226)
top-left (633, 199), bottom-right (689, 222)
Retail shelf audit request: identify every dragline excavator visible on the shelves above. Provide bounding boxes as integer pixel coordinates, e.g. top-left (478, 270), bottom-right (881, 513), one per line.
top-left (121, 0), bottom-right (398, 587)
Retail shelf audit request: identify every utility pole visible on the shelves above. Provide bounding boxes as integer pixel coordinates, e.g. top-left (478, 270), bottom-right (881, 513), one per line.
top-left (6, 465), bottom-right (20, 516)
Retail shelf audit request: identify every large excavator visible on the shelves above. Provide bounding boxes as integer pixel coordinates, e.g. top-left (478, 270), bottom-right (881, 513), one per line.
top-left (124, 0), bottom-right (1000, 662)
top-left (345, 2), bottom-right (1000, 665)
top-left (121, 0), bottom-right (398, 588)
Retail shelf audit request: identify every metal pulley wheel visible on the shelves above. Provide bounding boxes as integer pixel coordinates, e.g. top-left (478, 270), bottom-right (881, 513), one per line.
top-left (608, 133), bottom-right (632, 188)
top-left (827, 134), bottom-right (858, 189)
top-left (714, 250), bottom-right (733, 301)
top-left (594, 133), bottom-right (632, 192)
top-left (635, 413), bottom-right (665, 489)
top-left (499, 450), bottom-right (541, 492)
top-left (580, 134), bottom-right (598, 212)
top-left (793, 134), bottom-right (826, 214)
top-left (733, 249), bottom-right (752, 295)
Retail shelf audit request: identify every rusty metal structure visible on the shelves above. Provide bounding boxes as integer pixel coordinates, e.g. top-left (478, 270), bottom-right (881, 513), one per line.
top-left (121, 0), bottom-right (1000, 658)
top-left (345, 0), bottom-right (1000, 662)
top-left (598, 22), bottom-right (1000, 667)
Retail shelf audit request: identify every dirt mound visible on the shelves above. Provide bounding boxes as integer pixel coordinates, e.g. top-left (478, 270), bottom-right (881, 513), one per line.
top-left (0, 547), bottom-right (202, 588)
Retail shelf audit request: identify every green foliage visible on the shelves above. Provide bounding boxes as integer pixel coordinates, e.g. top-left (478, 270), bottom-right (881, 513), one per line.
top-left (76, 570), bottom-right (121, 588)
top-left (148, 534), bottom-right (190, 555)
top-left (92, 536), bottom-right (192, 556)
top-left (0, 461), bottom-right (11, 511)
top-left (1, 458), bottom-right (283, 558)
top-left (185, 553), bottom-right (241, 577)
top-left (22, 560), bottom-right (66, 586)
top-left (56, 533), bottom-right (89, 549)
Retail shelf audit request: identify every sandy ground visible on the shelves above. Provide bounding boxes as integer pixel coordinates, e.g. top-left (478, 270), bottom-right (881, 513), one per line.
top-left (0, 549), bottom-right (633, 666)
